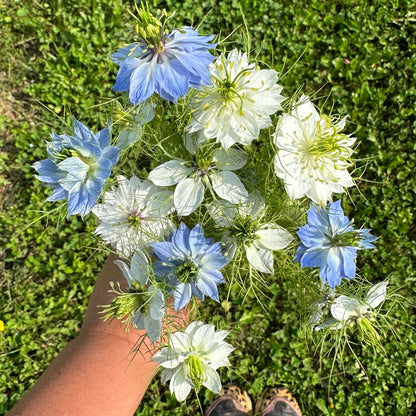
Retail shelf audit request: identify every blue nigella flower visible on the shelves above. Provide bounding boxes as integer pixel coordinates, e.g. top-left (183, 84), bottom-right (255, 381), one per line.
top-left (294, 200), bottom-right (377, 288)
top-left (115, 252), bottom-right (165, 344)
top-left (33, 118), bottom-right (119, 218)
top-left (111, 26), bottom-right (216, 105)
top-left (152, 223), bottom-right (228, 310)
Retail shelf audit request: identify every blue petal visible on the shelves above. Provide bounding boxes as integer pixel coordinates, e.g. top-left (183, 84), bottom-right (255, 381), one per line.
top-left (85, 177), bottom-right (104, 208)
top-left (33, 158), bottom-right (66, 183)
top-left (95, 125), bottom-right (111, 148)
top-left (190, 282), bottom-right (204, 299)
top-left (171, 223), bottom-right (191, 256)
top-left (300, 248), bottom-right (328, 269)
top-left (112, 57), bottom-right (142, 92)
top-left (189, 224), bottom-right (206, 256)
top-left (297, 225), bottom-right (327, 248)
top-left (129, 59), bottom-right (157, 105)
top-left (203, 241), bottom-right (222, 255)
top-left (74, 119), bottom-right (94, 143)
top-left (294, 243), bottom-right (307, 263)
top-left (196, 273), bottom-right (220, 302)
top-left (307, 205), bottom-right (329, 230)
top-left (201, 252), bottom-right (228, 270)
top-left (155, 62), bottom-right (189, 102)
top-left (340, 247), bottom-right (357, 278)
top-left (111, 43), bottom-right (146, 64)
top-left (153, 242), bottom-right (175, 262)
top-left (46, 185), bottom-right (68, 202)
top-left (153, 261), bottom-right (174, 277)
top-left (67, 184), bottom-right (89, 217)
top-left (199, 269), bottom-right (225, 284)
top-left (101, 146), bottom-right (120, 166)
top-left (172, 282), bottom-right (192, 310)
top-left (172, 50), bottom-right (214, 85)
top-left (321, 265), bottom-right (342, 288)
top-left (58, 157), bottom-right (89, 181)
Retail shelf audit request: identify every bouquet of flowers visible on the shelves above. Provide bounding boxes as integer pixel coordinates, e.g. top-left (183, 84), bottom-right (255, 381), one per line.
top-left (32, 3), bottom-right (392, 402)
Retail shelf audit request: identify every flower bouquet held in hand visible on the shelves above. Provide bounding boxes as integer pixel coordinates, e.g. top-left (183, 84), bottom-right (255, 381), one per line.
top-left (33, 2), bottom-right (398, 403)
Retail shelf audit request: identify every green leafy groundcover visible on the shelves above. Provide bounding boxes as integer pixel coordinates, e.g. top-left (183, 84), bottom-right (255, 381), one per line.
top-left (1, 0), bottom-right (415, 414)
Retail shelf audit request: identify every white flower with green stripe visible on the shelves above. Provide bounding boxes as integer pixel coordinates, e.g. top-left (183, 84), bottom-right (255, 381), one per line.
top-left (210, 191), bottom-right (293, 273)
top-left (152, 321), bottom-right (233, 401)
top-left (186, 49), bottom-right (285, 150)
top-left (148, 142), bottom-right (248, 216)
top-left (273, 95), bottom-right (356, 205)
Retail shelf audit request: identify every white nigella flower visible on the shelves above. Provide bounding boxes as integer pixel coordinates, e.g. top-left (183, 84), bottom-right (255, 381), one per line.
top-left (186, 49), bottom-right (285, 150)
top-left (210, 191), bottom-right (293, 273)
top-left (152, 321), bottom-right (234, 401)
top-left (331, 281), bottom-right (388, 324)
top-left (313, 281), bottom-right (388, 332)
top-left (114, 252), bottom-right (165, 344)
top-left (92, 175), bottom-right (173, 257)
top-left (273, 95), bottom-right (356, 205)
top-left (148, 140), bottom-right (248, 216)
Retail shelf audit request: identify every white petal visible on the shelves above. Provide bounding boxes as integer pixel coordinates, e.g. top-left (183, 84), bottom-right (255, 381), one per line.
top-left (366, 281), bottom-right (388, 308)
top-left (245, 244), bottom-right (274, 273)
top-left (184, 132), bottom-right (199, 155)
top-left (130, 251), bottom-right (149, 285)
top-left (210, 171), bottom-right (248, 204)
top-left (331, 296), bottom-right (361, 321)
top-left (114, 259), bottom-right (133, 286)
top-left (213, 148), bottom-right (248, 171)
top-left (148, 160), bottom-right (193, 186)
top-left (144, 315), bottom-right (162, 344)
top-left (242, 190), bottom-right (265, 219)
top-left (170, 367), bottom-right (192, 401)
top-left (174, 177), bottom-right (205, 216)
top-left (256, 224), bottom-right (293, 250)
top-left (202, 366), bottom-right (222, 394)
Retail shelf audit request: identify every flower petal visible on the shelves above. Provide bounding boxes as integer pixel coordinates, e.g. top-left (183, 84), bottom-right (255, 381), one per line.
top-left (245, 244), bottom-right (274, 273)
top-left (174, 177), bottom-right (205, 216)
top-left (366, 281), bottom-right (388, 308)
top-left (256, 224), bottom-right (293, 250)
top-left (210, 171), bottom-right (248, 204)
top-left (148, 160), bottom-right (193, 186)
top-left (213, 147), bottom-right (248, 171)
top-left (331, 296), bottom-right (361, 321)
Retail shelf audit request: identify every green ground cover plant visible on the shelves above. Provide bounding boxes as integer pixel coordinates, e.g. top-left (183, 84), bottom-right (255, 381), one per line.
top-left (1, 0), bottom-right (415, 415)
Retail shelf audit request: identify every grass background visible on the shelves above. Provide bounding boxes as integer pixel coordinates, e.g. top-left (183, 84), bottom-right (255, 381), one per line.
top-left (1, 0), bottom-right (415, 414)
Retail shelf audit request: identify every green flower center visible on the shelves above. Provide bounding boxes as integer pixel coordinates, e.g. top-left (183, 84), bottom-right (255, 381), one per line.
top-left (330, 231), bottom-right (361, 247)
top-left (129, 2), bottom-right (167, 52)
top-left (175, 261), bottom-right (199, 283)
top-left (186, 354), bottom-right (205, 389)
top-left (356, 316), bottom-right (381, 347)
top-left (227, 215), bottom-right (259, 245)
top-left (306, 115), bottom-right (348, 160)
top-left (193, 148), bottom-right (215, 175)
top-left (128, 214), bottom-right (142, 228)
top-left (109, 288), bottom-right (150, 320)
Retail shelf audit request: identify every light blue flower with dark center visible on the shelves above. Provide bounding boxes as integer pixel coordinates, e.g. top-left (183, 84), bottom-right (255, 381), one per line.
top-left (33, 119), bottom-right (119, 218)
top-left (294, 200), bottom-right (377, 288)
top-left (152, 223), bottom-right (228, 311)
top-left (111, 26), bottom-right (216, 105)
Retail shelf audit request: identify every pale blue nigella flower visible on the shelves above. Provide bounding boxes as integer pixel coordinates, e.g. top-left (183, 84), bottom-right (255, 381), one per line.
top-left (111, 27), bottom-right (216, 105)
top-left (152, 223), bottom-right (228, 310)
top-left (115, 252), bottom-right (165, 344)
top-left (33, 119), bottom-right (119, 217)
top-left (294, 200), bottom-right (377, 288)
